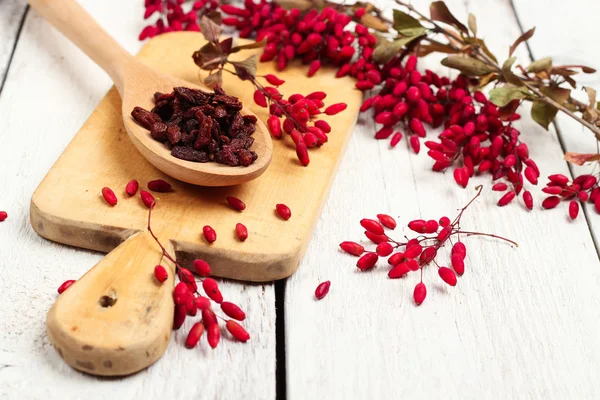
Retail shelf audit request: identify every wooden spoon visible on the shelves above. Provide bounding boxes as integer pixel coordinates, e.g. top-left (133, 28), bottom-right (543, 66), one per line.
top-left (29, 0), bottom-right (272, 187)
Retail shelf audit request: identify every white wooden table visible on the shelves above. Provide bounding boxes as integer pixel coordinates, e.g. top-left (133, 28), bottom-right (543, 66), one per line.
top-left (1, 0), bottom-right (599, 399)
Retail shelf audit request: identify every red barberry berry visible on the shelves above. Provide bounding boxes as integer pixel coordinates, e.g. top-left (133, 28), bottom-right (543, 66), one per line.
top-left (276, 203), bottom-right (292, 220)
top-left (339, 241), bottom-right (365, 256)
top-left (413, 282), bottom-right (427, 305)
top-left (125, 180), bottom-right (139, 196)
top-left (57, 279), bottom-right (75, 294)
top-left (438, 267), bottom-right (457, 286)
top-left (315, 281), bottom-right (331, 300)
top-left (193, 259), bottom-right (211, 277)
top-left (102, 187), bottom-right (117, 206)
top-left (203, 225), bottom-right (217, 243)
top-left (147, 179), bottom-right (172, 192)
top-left (154, 265), bottom-right (168, 282)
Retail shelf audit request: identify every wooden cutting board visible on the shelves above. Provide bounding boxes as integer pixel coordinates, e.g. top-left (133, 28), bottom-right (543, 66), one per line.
top-left (30, 32), bottom-right (361, 376)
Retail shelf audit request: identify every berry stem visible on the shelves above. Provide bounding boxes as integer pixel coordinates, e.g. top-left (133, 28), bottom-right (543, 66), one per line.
top-left (454, 230), bottom-right (519, 247)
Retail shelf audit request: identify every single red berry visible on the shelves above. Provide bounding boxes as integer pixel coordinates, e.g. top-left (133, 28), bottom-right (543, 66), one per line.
top-left (268, 115), bottom-right (282, 139)
top-left (0, 211), bottom-right (7, 222)
top-left (102, 187), bottom-right (117, 206)
top-left (253, 90), bottom-right (268, 107)
top-left (492, 183), bottom-right (508, 191)
top-left (413, 282), bottom-right (427, 305)
top-left (173, 305), bottom-right (187, 330)
top-left (388, 263), bottom-right (411, 279)
top-left (203, 225), bottom-right (217, 243)
top-left (524, 167), bottom-right (538, 185)
top-left (125, 180), bottom-right (139, 196)
top-left (185, 322), bottom-right (205, 348)
top-left (147, 179), bottom-right (172, 192)
top-left (523, 191), bottom-right (533, 210)
top-left (339, 241), bottom-right (365, 256)
top-left (360, 218), bottom-right (384, 235)
top-left (377, 214), bottom-right (396, 229)
top-left (173, 281), bottom-right (191, 305)
top-left (424, 219), bottom-right (439, 233)
top-left (195, 296), bottom-right (211, 310)
top-left (438, 267), bottom-right (457, 286)
top-left (193, 259), bottom-right (211, 277)
top-left (498, 191), bottom-right (516, 207)
top-left (325, 103), bottom-right (347, 116)
top-left (226, 320), bottom-right (250, 342)
top-left (404, 243), bottom-right (422, 259)
top-left (308, 60), bottom-right (321, 77)
top-left (439, 216), bottom-right (450, 227)
top-left (542, 196), bottom-right (561, 209)
top-left (437, 226), bottom-right (451, 241)
top-left (364, 231), bottom-right (388, 244)
top-left (57, 279), bottom-right (75, 294)
top-left (357, 252), bottom-right (378, 270)
top-left (390, 132), bottom-right (403, 148)
top-left (140, 190), bottom-right (155, 208)
top-left (451, 254), bottom-right (465, 275)
top-left (388, 252), bottom-right (404, 266)
top-left (221, 302), bottom-right (246, 321)
top-left (419, 246), bottom-right (437, 265)
top-left (408, 219), bottom-right (426, 233)
top-left (542, 186), bottom-right (562, 195)
top-left (569, 201), bottom-right (579, 220)
top-left (202, 278), bottom-right (223, 303)
top-left (226, 196), bottom-right (246, 211)
top-left (296, 142), bottom-right (310, 166)
top-left (405, 259), bottom-right (419, 271)
top-left (178, 268), bottom-right (197, 292)
top-left (265, 74), bottom-right (285, 86)
top-left (315, 281), bottom-right (331, 300)
top-left (154, 265), bottom-right (168, 282)
top-left (376, 242), bottom-right (393, 257)
top-left (276, 203), bottom-right (292, 220)
top-left (409, 135), bottom-right (420, 153)
top-left (453, 168), bottom-right (468, 188)
top-left (235, 223), bottom-right (248, 241)
top-left (207, 323), bottom-right (221, 348)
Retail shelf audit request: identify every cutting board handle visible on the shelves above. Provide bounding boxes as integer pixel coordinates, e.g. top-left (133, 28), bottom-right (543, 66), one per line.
top-left (28, 0), bottom-right (132, 94)
top-left (46, 230), bottom-right (176, 376)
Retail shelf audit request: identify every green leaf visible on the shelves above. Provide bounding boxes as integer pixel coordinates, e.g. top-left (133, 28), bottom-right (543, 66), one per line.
top-left (509, 27), bottom-right (535, 56)
top-left (478, 39), bottom-right (498, 64)
top-left (489, 86), bottom-right (531, 106)
top-left (468, 13), bottom-right (477, 36)
top-left (502, 56), bottom-right (522, 86)
top-left (372, 35), bottom-right (423, 64)
top-left (531, 99), bottom-right (557, 130)
top-left (429, 1), bottom-right (468, 33)
top-left (440, 55), bottom-right (496, 76)
top-left (527, 57), bottom-right (552, 72)
top-left (230, 39), bottom-right (267, 53)
top-left (393, 9), bottom-right (424, 36)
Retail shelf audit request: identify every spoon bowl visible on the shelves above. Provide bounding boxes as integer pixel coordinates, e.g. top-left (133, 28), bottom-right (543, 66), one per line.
top-left (121, 61), bottom-right (272, 187)
top-left (30, 0), bottom-right (272, 187)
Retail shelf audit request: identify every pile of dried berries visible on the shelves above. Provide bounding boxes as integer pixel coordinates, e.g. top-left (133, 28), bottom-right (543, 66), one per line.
top-left (132, 86), bottom-right (258, 167)
top-left (339, 186), bottom-right (516, 305)
top-left (541, 172), bottom-right (600, 219)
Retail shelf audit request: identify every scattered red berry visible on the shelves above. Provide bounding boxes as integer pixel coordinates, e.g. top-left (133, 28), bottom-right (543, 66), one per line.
top-left (193, 259), bottom-right (211, 277)
top-left (57, 280), bottom-right (75, 294)
top-left (203, 225), bottom-right (217, 243)
top-left (185, 322), bottom-right (205, 348)
top-left (339, 241), bottom-right (365, 256)
top-left (235, 223), bottom-right (248, 241)
top-left (0, 211), bottom-right (7, 222)
top-left (276, 203), bottom-right (292, 220)
top-left (140, 190), bottom-right (155, 208)
top-left (221, 302), bottom-right (246, 321)
top-left (101, 187), bottom-right (117, 206)
top-left (314, 281), bottom-right (331, 300)
top-left (226, 320), bottom-right (250, 342)
top-left (413, 282), bottom-right (427, 305)
top-left (125, 180), bottom-right (139, 196)
top-left (147, 179), bottom-right (172, 192)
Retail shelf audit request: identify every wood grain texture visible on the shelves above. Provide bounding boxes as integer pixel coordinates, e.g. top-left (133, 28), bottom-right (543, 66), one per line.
top-left (285, 0), bottom-right (600, 399)
top-left (0, 1), bottom-right (275, 398)
top-left (511, 0), bottom-right (600, 244)
top-left (0, 0), bottom-right (27, 91)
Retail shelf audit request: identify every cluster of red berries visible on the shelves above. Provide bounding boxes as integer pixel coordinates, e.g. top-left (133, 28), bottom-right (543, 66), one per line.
top-left (541, 173), bottom-right (600, 219)
top-left (360, 55), bottom-right (449, 153)
top-left (339, 187), bottom-right (516, 305)
top-left (424, 76), bottom-right (539, 210)
top-left (222, 3), bottom-right (375, 76)
top-left (252, 75), bottom-right (346, 166)
top-left (139, 0), bottom-right (219, 40)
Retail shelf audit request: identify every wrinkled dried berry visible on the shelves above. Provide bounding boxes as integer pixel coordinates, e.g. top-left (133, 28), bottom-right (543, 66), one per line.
top-left (132, 85), bottom-right (257, 167)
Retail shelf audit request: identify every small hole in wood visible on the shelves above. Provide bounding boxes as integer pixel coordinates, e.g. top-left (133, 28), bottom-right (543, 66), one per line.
top-left (99, 295), bottom-right (117, 308)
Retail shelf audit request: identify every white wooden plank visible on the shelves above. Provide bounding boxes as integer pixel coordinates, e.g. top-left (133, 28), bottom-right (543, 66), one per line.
top-left (0, 1), bottom-right (275, 399)
top-left (0, 0), bottom-right (27, 90)
top-left (285, 0), bottom-right (600, 398)
top-left (511, 0), bottom-right (600, 243)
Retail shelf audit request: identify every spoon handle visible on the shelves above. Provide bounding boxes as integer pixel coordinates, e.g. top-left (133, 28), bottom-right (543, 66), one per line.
top-left (28, 0), bottom-right (132, 94)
